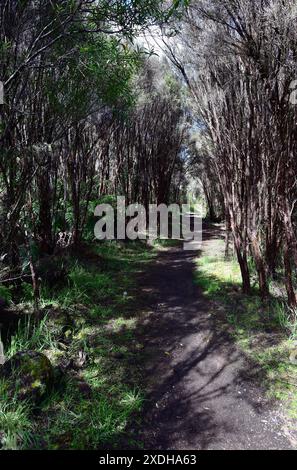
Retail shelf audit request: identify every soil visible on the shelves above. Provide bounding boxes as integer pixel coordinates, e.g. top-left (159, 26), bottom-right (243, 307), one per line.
top-left (137, 224), bottom-right (295, 450)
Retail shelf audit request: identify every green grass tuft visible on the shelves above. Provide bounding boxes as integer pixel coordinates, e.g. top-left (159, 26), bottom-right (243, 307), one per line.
top-left (0, 239), bottom-right (154, 449)
top-left (8, 316), bottom-right (57, 358)
top-left (195, 246), bottom-right (297, 424)
top-left (0, 379), bottom-right (33, 450)
top-left (194, 254), bottom-right (241, 296)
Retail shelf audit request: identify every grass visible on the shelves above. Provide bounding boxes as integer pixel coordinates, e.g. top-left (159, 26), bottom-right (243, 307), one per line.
top-left (32, 377), bottom-right (143, 450)
top-left (0, 379), bottom-right (33, 450)
top-left (0, 239), bottom-right (155, 450)
top-left (7, 316), bottom-right (58, 358)
top-left (195, 240), bottom-right (297, 425)
top-left (153, 238), bottom-right (182, 249)
top-left (195, 253), bottom-right (242, 295)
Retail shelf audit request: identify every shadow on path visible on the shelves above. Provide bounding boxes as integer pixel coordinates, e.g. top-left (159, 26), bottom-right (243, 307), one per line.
top-left (137, 223), bottom-right (293, 450)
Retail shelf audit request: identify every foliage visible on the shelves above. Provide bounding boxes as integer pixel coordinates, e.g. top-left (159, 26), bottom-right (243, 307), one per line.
top-left (170, 0), bottom-right (297, 304)
top-left (0, 380), bottom-right (33, 450)
top-left (7, 317), bottom-right (57, 358)
top-left (0, 285), bottom-right (12, 304)
top-left (195, 241), bottom-right (297, 423)
top-left (0, 240), bottom-right (155, 449)
top-left (0, 0), bottom-right (187, 261)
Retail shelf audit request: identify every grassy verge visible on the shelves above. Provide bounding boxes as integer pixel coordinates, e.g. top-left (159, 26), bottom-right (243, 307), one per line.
top-left (152, 238), bottom-right (182, 250)
top-left (0, 240), bottom-right (155, 450)
top-left (195, 239), bottom-right (297, 425)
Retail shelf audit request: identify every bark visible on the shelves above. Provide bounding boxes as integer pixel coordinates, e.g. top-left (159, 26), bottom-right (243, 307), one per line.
top-left (283, 239), bottom-right (297, 308)
top-left (250, 236), bottom-right (270, 299)
top-left (225, 211), bottom-right (232, 259)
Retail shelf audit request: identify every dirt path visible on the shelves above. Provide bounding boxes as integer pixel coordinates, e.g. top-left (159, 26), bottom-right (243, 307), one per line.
top-left (138, 225), bottom-right (294, 450)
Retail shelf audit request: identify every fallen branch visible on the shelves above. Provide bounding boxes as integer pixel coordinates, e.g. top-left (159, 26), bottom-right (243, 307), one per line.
top-left (0, 274), bottom-right (31, 284)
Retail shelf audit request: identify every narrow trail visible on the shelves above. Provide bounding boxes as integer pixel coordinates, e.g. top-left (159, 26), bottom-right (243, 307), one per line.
top-left (138, 225), bottom-right (294, 450)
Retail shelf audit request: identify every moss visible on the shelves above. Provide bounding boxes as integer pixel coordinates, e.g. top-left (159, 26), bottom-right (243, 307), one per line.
top-left (1, 240), bottom-right (154, 449)
top-left (1, 351), bottom-right (53, 405)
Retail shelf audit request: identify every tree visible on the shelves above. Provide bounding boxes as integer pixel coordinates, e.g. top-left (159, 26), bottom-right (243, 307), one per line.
top-left (162, 0), bottom-right (297, 304)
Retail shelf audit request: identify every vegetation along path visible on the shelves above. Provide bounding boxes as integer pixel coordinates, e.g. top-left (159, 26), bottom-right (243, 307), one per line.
top-left (138, 226), bottom-right (296, 450)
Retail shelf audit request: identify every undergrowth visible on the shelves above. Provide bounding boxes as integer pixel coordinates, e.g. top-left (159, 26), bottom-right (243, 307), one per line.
top-left (195, 240), bottom-right (297, 425)
top-left (0, 240), bottom-right (155, 450)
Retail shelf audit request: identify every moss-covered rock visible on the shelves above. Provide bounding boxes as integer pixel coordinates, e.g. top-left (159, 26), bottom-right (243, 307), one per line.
top-left (0, 351), bottom-right (54, 404)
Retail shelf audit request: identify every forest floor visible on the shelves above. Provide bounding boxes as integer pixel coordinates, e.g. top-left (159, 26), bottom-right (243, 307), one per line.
top-left (1, 224), bottom-right (297, 449)
top-left (136, 223), bottom-right (297, 450)
top-left (0, 241), bottom-right (157, 450)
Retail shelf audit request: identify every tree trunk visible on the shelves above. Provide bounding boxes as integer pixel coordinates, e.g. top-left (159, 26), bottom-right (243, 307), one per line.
top-left (283, 239), bottom-right (297, 307)
top-left (234, 242), bottom-right (251, 294)
top-left (250, 236), bottom-right (269, 299)
top-left (225, 212), bottom-right (231, 259)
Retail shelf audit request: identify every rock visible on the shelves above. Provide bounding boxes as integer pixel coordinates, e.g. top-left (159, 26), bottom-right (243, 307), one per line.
top-left (0, 351), bottom-right (54, 404)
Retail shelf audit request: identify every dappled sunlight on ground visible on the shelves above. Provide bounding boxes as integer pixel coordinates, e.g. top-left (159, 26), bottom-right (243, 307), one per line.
top-left (135, 224), bottom-right (295, 449)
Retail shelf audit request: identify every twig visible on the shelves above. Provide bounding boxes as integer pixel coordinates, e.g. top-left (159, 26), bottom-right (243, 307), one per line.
top-left (0, 274), bottom-right (31, 284)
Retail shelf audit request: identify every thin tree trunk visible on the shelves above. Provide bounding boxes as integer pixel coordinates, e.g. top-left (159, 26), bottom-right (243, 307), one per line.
top-left (225, 212), bottom-right (231, 259)
top-left (283, 239), bottom-right (297, 307)
top-left (250, 236), bottom-right (269, 299)
top-left (235, 244), bottom-right (251, 294)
